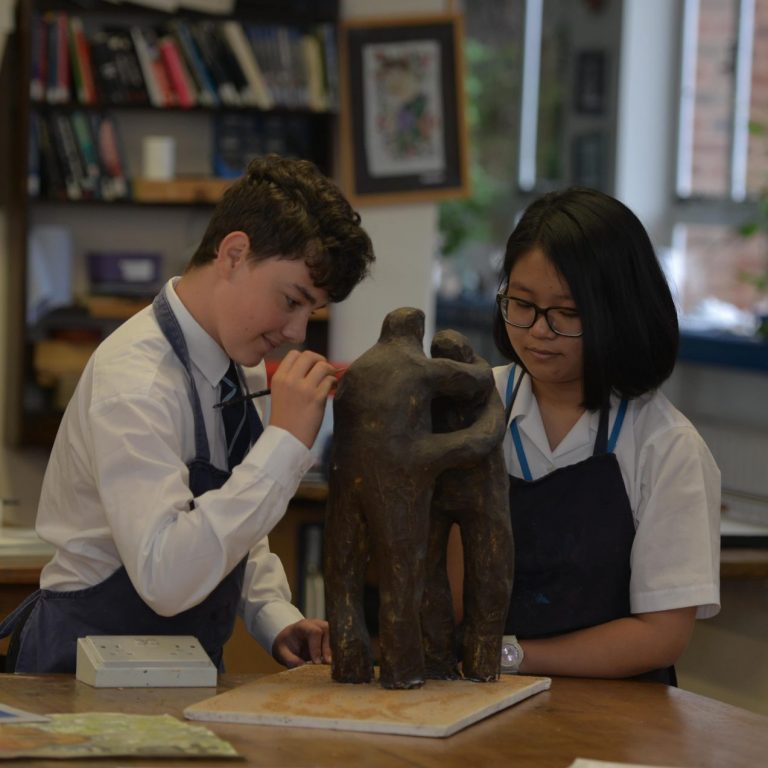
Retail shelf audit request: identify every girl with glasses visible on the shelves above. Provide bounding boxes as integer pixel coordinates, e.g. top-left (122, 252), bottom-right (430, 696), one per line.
top-left (451, 187), bottom-right (720, 683)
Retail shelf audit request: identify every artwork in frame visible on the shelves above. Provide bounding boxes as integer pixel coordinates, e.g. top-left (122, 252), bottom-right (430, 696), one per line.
top-left (339, 14), bottom-right (469, 205)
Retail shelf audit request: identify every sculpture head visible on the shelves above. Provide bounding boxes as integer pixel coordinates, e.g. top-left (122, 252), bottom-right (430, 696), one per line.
top-left (431, 329), bottom-right (475, 364)
top-left (379, 307), bottom-right (425, 345)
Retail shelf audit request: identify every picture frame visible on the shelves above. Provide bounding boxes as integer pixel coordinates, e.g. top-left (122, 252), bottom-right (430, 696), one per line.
top-left (339, 14), bottom-right (469, 205)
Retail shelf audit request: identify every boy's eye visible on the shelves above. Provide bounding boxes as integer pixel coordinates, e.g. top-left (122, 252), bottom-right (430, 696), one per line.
top-left (285, 295), bottom-right (301, 310)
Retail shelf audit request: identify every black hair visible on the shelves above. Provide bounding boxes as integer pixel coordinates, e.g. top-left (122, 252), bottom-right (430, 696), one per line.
top-left (493, 187), bottom-right (679, 410)
top-left (188, 154), bottom-right (374, 302)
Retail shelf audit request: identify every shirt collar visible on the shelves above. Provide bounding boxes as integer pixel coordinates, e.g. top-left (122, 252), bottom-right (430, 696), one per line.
top-left (165, 278), bottom-right (230, 388)
top-left (506, 366), bottom-right (597, 459)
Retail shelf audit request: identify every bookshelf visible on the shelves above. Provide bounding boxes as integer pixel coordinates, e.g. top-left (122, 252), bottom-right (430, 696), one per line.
top-left (2, 0), bottom-right (340, 447)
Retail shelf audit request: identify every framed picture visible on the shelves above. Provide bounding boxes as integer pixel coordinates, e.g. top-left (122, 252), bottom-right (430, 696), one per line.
top-left (574, 50), bottom-right (607, 115)
top-left (339, 14), bottom-right (469, 205)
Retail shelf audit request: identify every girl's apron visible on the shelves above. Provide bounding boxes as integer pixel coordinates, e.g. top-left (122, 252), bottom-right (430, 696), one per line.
top-left (0, 288), bottom-right (261, 673)
top-left (504, 367), bottom-right (675, 685)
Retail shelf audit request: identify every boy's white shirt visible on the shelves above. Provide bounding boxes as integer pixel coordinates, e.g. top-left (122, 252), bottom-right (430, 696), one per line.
top-left (495, 364), bottom-right (721, 619)
top-left (36, 278), bottom-right (309, 653)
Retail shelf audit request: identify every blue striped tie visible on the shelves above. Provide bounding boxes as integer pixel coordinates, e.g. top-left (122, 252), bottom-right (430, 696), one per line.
top-left (219, 360), bottom-right (252, 470)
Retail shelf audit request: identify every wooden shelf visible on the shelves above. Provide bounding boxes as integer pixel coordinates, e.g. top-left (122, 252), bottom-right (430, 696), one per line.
top-left (132, 176), bottom-right (233, 204)
top-left (4, 0), bottom-right (339, 448)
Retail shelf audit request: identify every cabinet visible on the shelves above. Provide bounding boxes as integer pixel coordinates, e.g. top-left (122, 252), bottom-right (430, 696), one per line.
top-left (2, 0), bottom-right (339, 447)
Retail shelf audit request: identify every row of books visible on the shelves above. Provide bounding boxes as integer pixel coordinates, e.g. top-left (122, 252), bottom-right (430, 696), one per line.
top-left (28, 110), bottom-right (320, 201)
top-left (29, 110), bottom-right (130, 202)
top-left (30, 12), bottom-right (339, 111)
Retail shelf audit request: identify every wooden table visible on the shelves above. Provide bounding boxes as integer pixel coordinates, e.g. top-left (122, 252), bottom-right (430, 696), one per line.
top-left (1, 673), bottom-right (766, 767)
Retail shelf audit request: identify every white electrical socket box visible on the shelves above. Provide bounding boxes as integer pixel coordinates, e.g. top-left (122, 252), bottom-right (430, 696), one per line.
top-left (76, 635), bottom-right (217, 688)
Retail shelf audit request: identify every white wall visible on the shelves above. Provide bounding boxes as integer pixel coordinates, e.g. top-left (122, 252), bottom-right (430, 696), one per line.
top-left (331, 0), bottom-right (449, 360)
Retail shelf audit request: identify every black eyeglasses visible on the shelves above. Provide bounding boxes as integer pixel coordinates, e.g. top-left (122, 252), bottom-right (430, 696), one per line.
top-left (496, 294), bottom-right (583, 337)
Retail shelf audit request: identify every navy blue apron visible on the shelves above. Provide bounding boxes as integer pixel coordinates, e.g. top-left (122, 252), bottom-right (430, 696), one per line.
top-left (503, 367), bottom-right (675, 685)
top-left (0, 288), bottom-right (261, 673)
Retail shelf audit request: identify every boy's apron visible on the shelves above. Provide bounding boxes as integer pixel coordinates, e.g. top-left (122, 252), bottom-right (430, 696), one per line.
top-left (0, 288), bottom-right (262, 673)
top-left (503, 367), bottom-right (675, 685)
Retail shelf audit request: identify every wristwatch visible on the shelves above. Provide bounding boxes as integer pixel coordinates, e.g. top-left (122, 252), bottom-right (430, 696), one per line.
top-left (500, 635), bottom-right (524, 674)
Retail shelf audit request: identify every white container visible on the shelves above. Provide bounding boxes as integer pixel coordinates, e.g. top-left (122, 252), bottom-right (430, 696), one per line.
top-left (141, 135), bottom-right (176, 180)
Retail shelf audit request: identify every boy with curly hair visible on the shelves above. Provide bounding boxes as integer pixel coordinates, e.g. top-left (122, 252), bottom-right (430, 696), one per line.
top-left (2, 154), bottom-right (375, 673)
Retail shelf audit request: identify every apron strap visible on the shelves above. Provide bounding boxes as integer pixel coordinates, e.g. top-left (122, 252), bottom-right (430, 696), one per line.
top-left (152, 288), bottom-right (212, 464)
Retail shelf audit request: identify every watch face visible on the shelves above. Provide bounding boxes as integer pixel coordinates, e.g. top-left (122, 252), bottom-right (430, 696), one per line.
top-left (501, 642), bottom-right (521, 669)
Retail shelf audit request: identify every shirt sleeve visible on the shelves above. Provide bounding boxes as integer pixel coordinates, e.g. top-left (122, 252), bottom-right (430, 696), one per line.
top-left (90, 390), bottom-right (314, 617)
top-left (239, 536), bottom-right (304, 654)
top-left (629, 424), bottom-right (721, 619)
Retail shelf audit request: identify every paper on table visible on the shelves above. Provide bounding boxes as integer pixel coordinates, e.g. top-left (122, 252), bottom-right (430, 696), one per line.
top-left (0, 703), bottom-right (50, 724)
top-left (0, 713), bottom-right (239, 760)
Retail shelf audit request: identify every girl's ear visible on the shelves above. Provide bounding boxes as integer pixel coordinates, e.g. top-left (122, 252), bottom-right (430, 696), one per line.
top-left (214, 231), bottom-right (251, 274)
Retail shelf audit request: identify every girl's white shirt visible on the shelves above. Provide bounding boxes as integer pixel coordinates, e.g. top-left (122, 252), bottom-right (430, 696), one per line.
top-left (495, 364), bottom-right (721, 619)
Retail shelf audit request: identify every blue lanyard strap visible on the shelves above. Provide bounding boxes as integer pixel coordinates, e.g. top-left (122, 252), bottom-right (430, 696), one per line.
top-left (505, 363), bottom-right (628, 480)
top-left (505, 365), bottom-right (533, 481)
top-left (510, 419), bottom-right (533, 481)
top-left (607, 398), bottom-right (628, 453)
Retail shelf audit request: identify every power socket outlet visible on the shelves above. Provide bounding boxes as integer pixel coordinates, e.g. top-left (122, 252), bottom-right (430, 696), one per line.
top-left (76, 635), bottom-right (217, 688)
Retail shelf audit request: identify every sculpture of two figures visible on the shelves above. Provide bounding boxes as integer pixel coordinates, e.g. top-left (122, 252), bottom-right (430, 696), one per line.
top-left (325, 307), bottom-right (514, 689)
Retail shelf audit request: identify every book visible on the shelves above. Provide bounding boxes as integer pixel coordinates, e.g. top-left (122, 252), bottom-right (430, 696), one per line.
top-left (27, 111), bottom-right (41, 197)
top-left (29, 12), bottom-right (47, 102)
top-left (168, 19), bottom-right (218, 106)
top-left (44, 12), bottom-right (59, 103)
top-left (89, 29), bottom-right (122, 104)
top-left (47, 113), bottom-right (82, 200)
top-left (319, 23), bottom-right (339, 111)
top-left (68, 16), bottom-right (97, 105)
top-left (95, 27), bottom-right (149, 105)
top-left (275, 25), bottom-right (302, 108)
top-left (90, 112), bottom-right (129, 200)
top-left (130, 25), bottom-right (167, 107)
top-left (70, 110), bottom-right (103, 199)
top-left (219, 20), bottom-right (272, 109)
top-left (302, 30), bottom-right (327, 112)
top-left (207, 22), bottom-right (249, 102)
top-left (54, 12), bottom-right (71, 103)
top-left (212, 112), bottom-right (265, 178)
top-left (158, 34), bottom-right (196, 107)
top-left (190, 20), bottom-right (240, 106)
top-left (37, 114), bottom-right (67, 200)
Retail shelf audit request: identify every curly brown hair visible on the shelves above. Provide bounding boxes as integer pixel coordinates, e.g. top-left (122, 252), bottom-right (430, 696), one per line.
top-left (188, 154), bottom-right (374, 302)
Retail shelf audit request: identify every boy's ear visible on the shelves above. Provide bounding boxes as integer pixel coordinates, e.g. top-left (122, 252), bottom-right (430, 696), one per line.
top-left (215, 231), bottom-right (251, 272)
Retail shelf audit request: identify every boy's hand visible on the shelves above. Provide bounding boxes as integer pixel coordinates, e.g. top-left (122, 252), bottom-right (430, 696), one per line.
top-left (268, 350), bottom-right (336, 448)
top-left (272, 618), bottom-right (332, 667)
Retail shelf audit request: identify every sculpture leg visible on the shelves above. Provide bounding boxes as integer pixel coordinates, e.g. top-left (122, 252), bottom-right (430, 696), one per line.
top-left (325, 482), bottom-right (373, 684)
top-left (422, 498), bottom-right (460, 680)
top-left (372, 494), bottom-right (430, 689)
top-left (460, 491), bottom-right (515, 682)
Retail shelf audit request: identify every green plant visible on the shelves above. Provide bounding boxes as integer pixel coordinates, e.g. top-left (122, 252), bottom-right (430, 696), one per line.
top-left (438, 38), bottom-right (519, 259)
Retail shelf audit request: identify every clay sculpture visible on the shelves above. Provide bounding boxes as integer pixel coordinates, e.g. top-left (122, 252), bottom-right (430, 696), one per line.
top-left (324, 307), bottom-right (510, 688)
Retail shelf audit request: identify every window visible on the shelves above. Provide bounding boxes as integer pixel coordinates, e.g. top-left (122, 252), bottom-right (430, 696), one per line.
top-left (673, 0), bottom-right (768, 331)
